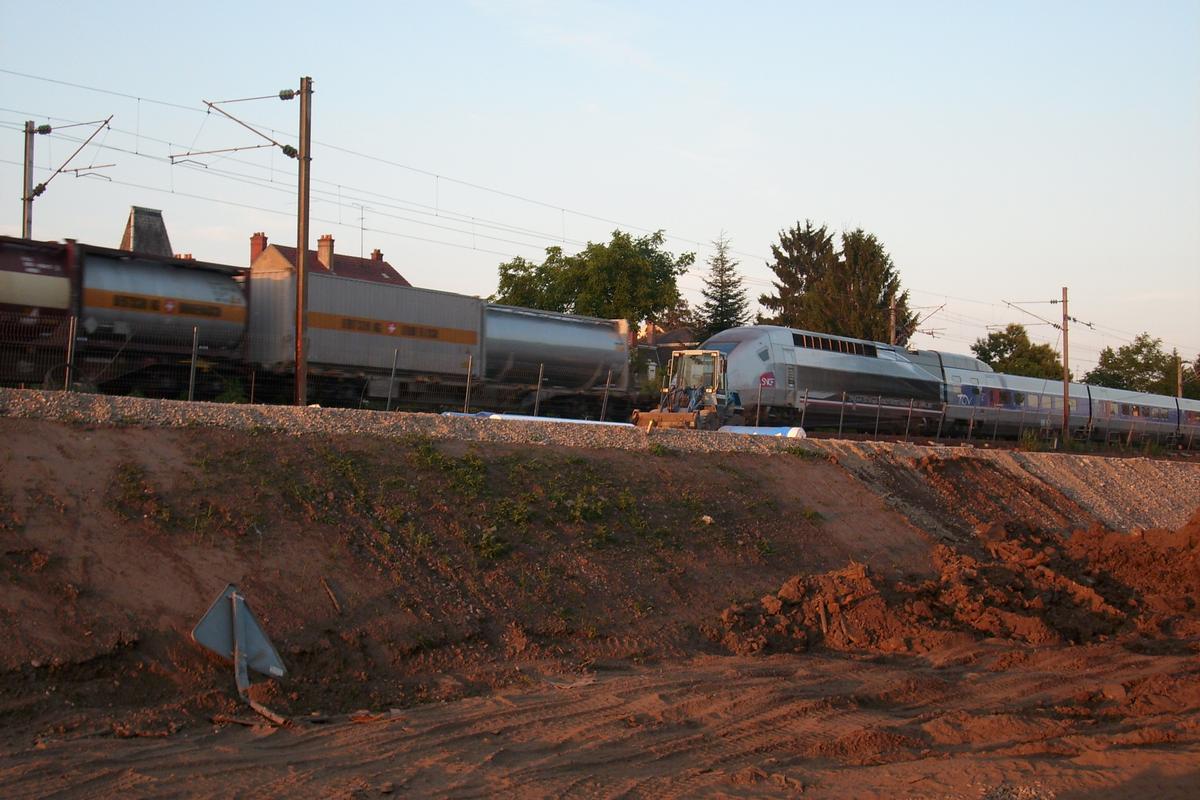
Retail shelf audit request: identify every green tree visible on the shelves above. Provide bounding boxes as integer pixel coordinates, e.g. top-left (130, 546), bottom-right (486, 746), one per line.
top-left (697, 235), bottom-right (750, 340)
top-left (1083, 333), bottom-right (1179, 395)
top-left (757, 222), bottom-right (917, 345)
top-left (757, 220), bottom-right (837, 327)
top-left (659, 296), bottom-right (701, 334)
top-left (970, 324), bottom-right (1064, 379)
top-left (492, 230), bottom-right (693, 325)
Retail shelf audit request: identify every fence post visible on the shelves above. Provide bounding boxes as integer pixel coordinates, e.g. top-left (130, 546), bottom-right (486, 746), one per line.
top-left (904, 398), bottom-right (914, 441)
top-left (187, 326), bottom-right (199, 402)
top-left (249, 370), bottom-right (256, 405)
top-left (533, 363), bottom-right (544, 416)
top-left (967, 403), bottom-right (976, 441)
top-left (600, 367), bottom-right (612, 421)
top-left (936, 403), bottom-right (946, 439)
top-left (874, 395), bottom-right (882, 439)
top-left (992, 412), bottom-right (1000, 441)
top-left (63, 315), bottom-right (77, 391)
top-left (837, 391), bottom-right (847, 437)
top-left (387, 348), bottom-right (400, 412)
top-left (755, 379), bottom-right (762, 427)
top-left (799, 388), bottom-right (809, 431)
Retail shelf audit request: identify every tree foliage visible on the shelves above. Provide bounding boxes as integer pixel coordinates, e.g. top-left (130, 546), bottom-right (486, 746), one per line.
top-left (492, 230), bottom-right (693, 324)
top-left (970, 324), bottom-right (1064, 380)
top-left (697, 235), bottom-right (750, 341)
top-left (659, 297), bottom-right (701, 334)
top-left (757, 221), bottom-right (917, 345)
top-left (1083, 333), bottom-right (1199, 398)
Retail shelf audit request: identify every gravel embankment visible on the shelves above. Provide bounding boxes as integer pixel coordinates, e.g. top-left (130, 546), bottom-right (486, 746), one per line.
top-left (3, 387), bottom-right (1198, 532)
top-left (0, 388), bottom-right (811, 455)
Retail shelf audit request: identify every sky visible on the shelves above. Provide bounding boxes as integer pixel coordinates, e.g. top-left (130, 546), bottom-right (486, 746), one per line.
top-left (2, 0), bottom-right (1197, 375)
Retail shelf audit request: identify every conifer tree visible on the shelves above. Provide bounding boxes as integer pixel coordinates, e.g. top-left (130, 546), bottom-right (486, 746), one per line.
top-left (697, 235), bottom-right (750, 341)
top-left (758, 222), bottom-right (916, 345)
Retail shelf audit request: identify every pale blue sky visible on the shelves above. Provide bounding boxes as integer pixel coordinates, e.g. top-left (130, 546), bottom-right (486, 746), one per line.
top-left (2, 0), bottom-right (1197, 372)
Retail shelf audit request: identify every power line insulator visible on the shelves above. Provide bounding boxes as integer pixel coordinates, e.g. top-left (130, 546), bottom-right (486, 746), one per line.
top-left (36, 124), bottom-right (52, 135)
top-left (32, 183), bottom-right (46, 198)
top-left (281, 144), bottom-right (298, 159)
top-left (279, 90), bottom-right (296, 101)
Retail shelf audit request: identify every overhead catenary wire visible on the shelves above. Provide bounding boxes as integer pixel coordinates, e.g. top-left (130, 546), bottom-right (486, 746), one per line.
top-left (4, 73), bottom-right (1195, 361)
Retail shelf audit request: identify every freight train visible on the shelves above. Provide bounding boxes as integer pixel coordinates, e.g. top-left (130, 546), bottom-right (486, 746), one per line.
top-left (0, 235), bottom-right (631, 416)
top-left (705, 325), bottom-right (1200, 445)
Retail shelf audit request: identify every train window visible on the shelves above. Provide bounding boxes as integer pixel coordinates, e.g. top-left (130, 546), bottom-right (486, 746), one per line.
top-left (1120, 403), bottom-right (1130, 416)
top-left (1069, 399), bottom-right (1078, 411)
top-left (757, 347), bottom-right (770, 362)
top-left (1013, 392), bottom-right (1025, 405)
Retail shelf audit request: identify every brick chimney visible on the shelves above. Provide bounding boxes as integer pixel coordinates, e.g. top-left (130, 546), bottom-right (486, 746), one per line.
top-left (317, 234), bottom-right (334, 272)
top-left (370, 248), bottom-right (383, 262)
top-left (250, 232), bottom-right (268, 263)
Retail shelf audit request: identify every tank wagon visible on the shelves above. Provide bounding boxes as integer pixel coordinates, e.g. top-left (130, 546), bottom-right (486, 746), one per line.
top-left (0, 235), bottom-right (630, 417)
top-left (704, 324), bottom-right (1200, 445)
top-left (247, 259), bottom-right (629, 414)
top-left (0, 236), bottom-right (244, 392)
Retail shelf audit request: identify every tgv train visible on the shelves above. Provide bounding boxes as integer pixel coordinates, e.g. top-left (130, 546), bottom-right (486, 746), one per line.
top-left (0, 235), bottom-right (631, 416)
top-left (705, 325), bottom-right (1200, 444)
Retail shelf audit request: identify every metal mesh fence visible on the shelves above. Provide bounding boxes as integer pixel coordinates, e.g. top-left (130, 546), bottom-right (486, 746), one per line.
top-left (0, 309), bottom-right (1194, 450)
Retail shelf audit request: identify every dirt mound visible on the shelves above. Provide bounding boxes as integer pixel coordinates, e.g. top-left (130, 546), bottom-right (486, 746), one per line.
top-left (715, 512), bottom-right (1200, 656)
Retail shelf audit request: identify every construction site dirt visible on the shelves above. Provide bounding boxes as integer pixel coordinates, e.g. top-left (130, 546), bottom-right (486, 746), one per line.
top-left (0, 392), bottom-right (1198, 798)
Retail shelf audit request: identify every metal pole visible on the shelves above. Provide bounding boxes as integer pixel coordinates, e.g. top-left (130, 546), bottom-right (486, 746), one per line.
top-left (1061, 286), bottom-right (1069, 443)
top-left (294, 76), bottom-right (313, 407)
top-left (799, 388), bottom-right (809, 431)
top-left (755, 379), bottom-right (762, 427)
top-left (874, 394), bottom-right (882, 438)
top-left (22, 121), bottom-right (34, 239)
top-left (249, 370), bottom-right (256, 404)
top-left (936, 403), bottom-right (946, 439)
top-left (600, 367), bottom-right (612, 421)
top-left (837, 391), bottom-right (847, 437)
top-left (387, 347), bottom-right (399, 411)
top-left (462, 352), bottom-right (473, 413)
top-left (187, 326), bottom-right (199, 401)
top-left (63, 315), bottom-right (77, 391)
top-left (904, 398), bottom-right (913, 441)
top-left (533, 363), bottom-right (544, 416)
top-left (967, 402), bottom-right (976, 441)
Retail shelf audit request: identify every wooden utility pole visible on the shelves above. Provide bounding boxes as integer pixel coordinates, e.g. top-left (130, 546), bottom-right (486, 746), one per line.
top-left (1061, 286), bottom-right (1069, 443)
top-left (294, 76), bottom-right (313, 406)
top-left (1176, 349), bottom-right (1183, 398)
top-left (888, 296), bottom-right (896, 346)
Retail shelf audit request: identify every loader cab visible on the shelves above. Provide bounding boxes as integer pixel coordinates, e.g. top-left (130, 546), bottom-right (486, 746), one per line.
top-left (663, 349), bottom-right (741, 410)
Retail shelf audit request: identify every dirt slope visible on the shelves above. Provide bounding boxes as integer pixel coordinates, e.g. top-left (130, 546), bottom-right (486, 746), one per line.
top-left (0, 403), bottom-right (1198, 798)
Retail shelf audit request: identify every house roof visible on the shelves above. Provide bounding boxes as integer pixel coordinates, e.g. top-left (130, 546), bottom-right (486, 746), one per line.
top-left (270, 245), bottom-right (410, 286)
top-left (118, 206), bottom-right (173, 257)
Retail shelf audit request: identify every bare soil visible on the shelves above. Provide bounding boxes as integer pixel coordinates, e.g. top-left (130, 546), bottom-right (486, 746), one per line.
top-left (0, 412), bottom-right (1198, 798)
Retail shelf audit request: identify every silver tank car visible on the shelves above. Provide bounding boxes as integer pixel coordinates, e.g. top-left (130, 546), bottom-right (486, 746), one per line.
top-left (81, 251), bottom-right (245, 349)
top-left (484, 305), bottom-right (629, 390)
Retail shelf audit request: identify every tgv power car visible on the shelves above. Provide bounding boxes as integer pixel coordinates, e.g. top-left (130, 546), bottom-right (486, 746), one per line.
top-left (704, 324), bottom-right (1200, 445)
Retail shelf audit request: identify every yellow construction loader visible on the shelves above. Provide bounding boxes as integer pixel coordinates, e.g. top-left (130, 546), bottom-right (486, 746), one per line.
top-left (631, 349), bottom-right (743, 431)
